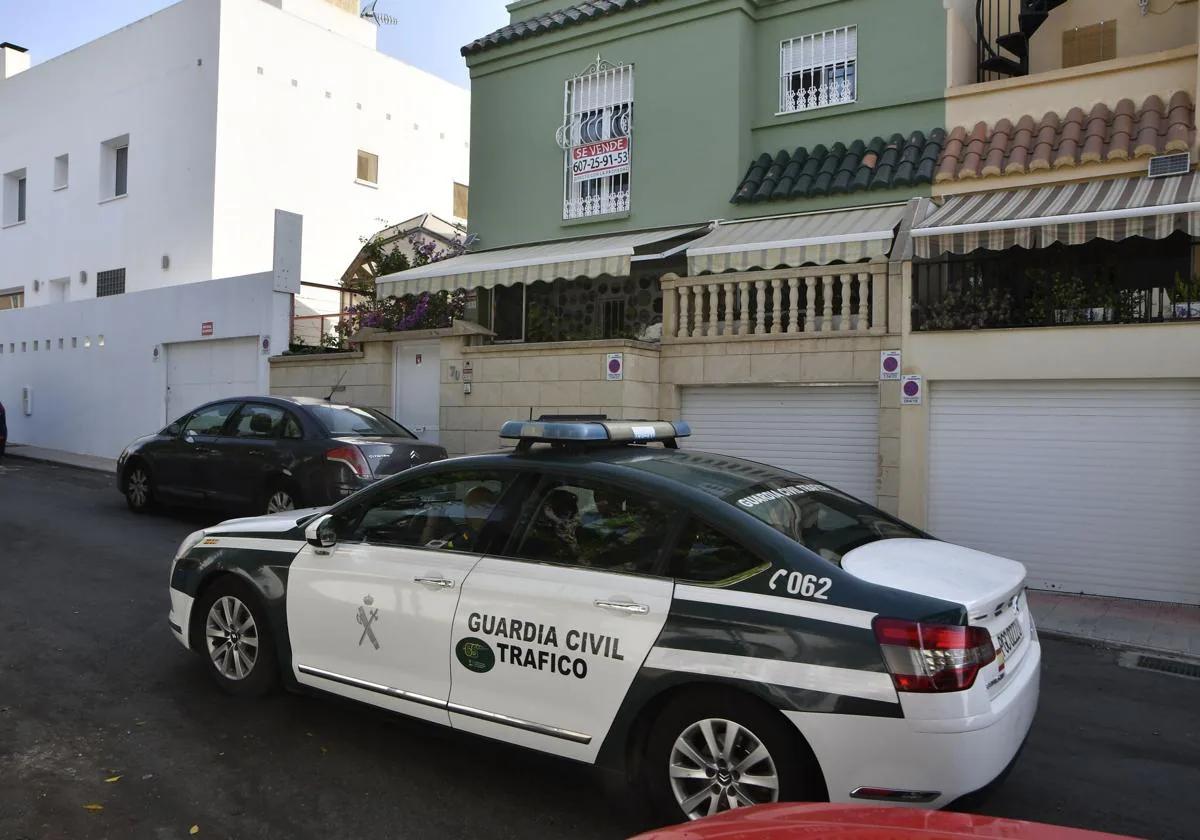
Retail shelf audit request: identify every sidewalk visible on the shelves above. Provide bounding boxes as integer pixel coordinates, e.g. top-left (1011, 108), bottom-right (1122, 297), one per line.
top-left (1027, 590), bottom-right (1200, 660)
top-left (3, 443), bottom-right (118, 474)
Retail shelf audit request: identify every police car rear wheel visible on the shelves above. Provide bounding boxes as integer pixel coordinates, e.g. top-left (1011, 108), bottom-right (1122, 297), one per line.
top-left (642, 688), bottom-right (819, 823)
top-left (195, 577), bottom-right (278, 698)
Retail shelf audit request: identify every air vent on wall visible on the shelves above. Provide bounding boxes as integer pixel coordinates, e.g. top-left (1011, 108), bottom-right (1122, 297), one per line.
top-left (1147, 152), bottom-right (1191, 179)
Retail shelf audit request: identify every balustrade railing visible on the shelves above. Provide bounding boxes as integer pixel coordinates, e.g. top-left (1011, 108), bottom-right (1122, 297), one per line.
top-left (660, 263), bottom-right (887, 340)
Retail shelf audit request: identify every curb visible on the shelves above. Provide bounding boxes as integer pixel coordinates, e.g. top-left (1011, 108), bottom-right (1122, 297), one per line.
top-left (1035, 627), bottom-right (1198, 661)
top-left (3, 451), bottom-right (117, 476)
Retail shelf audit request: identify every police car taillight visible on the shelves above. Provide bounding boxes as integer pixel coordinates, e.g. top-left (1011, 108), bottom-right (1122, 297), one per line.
top-left (873, 617), bottom-right (996, 693)
top-left (326, 445), bottom-right (370, 477)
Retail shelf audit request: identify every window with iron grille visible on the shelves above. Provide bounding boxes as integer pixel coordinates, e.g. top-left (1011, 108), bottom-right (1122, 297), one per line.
top-left (779, 26), bottom-right (857, 114)
top-left (557, 57), bottom-right (633, 220)
top-left (601, 298), bottom-right (626, 339)
top-left (96, 268), bottom-right (126, 298)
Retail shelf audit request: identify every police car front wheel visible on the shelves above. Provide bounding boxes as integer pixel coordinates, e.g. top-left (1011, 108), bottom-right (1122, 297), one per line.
top-left (642, 687), bottom-right (823, 822)
top-left (195, 577), bottom-right (279, 698)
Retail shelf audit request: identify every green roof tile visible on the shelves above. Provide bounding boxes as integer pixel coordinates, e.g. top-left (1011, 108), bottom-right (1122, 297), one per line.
top-left (733, 128), bottom-right (946, 205)
top-left (462, 0), bottom-right (665, 56)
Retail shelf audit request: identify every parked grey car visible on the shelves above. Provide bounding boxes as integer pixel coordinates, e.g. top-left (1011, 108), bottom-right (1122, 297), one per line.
top-left (116, 396), bottom-right (447, 515)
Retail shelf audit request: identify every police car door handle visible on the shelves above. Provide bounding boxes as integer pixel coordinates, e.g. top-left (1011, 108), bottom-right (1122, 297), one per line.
top-left (594, 600), bottom-right (649, 614)
top-left (414, 576), bottom-right (454, 589)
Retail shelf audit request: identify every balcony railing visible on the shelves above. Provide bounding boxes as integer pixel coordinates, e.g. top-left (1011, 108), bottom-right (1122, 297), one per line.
top-left (291, 313), bottom-right (346, 348)
top-left (661, 263), bottom-right (888, 340)
top-left (912, 234), bottom-right (1200, 330)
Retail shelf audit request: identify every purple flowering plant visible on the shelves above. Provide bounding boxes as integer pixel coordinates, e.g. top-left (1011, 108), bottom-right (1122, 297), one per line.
top-left (338, 230), bottom-right (468, 340)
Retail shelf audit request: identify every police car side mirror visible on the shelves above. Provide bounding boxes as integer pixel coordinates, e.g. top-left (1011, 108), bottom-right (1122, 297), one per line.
top-left (306, 514), bottom-right (338, 554)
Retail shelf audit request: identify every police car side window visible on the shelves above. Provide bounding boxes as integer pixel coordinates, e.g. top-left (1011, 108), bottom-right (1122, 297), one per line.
top-left (333, 470), bottom-right (514, 552)
top-left (668, 519), bottom-right (765, 585)
top-left (507, 479), bottom-right (672, 574)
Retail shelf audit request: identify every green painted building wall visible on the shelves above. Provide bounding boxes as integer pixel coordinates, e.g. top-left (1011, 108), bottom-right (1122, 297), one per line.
top-left (464, 0), bottom-right (947, 251)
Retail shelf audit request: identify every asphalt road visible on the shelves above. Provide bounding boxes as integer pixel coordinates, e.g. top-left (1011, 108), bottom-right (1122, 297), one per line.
top-left (1, 458), bottom-right (1197, 840)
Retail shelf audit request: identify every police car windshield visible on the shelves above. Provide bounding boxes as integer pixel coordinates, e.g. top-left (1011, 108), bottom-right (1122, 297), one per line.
top-left (623, 453), bottom-right (924, 564)
top-left (308, 404), bottom-right (416, 438)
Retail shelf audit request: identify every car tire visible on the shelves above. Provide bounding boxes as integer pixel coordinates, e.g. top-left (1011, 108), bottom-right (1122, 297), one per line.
top-left (123, 461), bottom-right (157, 514)
top-left (639, 686), bottom-right (824, 825)
top-left (194, 576), bottom-right (279, 699)
top-left (262, 479), bottom-right (301, 516)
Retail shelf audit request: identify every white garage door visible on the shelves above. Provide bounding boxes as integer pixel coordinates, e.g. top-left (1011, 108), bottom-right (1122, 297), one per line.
top-left (680, 385), bottom-right (879, 503)
top-left (165, 337), bottom-right (261, 424)
top-left (929, 380), bottom-right (1200, 605)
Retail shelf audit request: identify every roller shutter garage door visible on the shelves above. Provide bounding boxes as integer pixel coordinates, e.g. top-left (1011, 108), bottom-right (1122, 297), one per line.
top-left (680, 385), bottom-right (879, 503)
top-left (165, 337), bottom-right (261, 424)
top-left (928, 380), bottom-right (1200, 605)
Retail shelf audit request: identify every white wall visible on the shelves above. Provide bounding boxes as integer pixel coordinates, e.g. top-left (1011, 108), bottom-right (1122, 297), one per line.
top-left (0, 272), bottom-right (291, 459)
top-left (262, 0), bottom-right (379, 50)
top-left (0, 0), bottom-right (221, 307)
top-left (211, 0), bottom-right (472, 289)
top-left (0, 0), bottom-right (471, 310)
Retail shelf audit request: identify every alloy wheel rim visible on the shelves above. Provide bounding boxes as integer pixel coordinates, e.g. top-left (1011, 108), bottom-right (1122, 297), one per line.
top-left (128, 470), bottom-right (148, 507)
top-left (668, 718), bottom-right (780, 820)
top-left (204, 596), bottom-right (259, 680)
top-left (266, 491), bottom-right (294, 514)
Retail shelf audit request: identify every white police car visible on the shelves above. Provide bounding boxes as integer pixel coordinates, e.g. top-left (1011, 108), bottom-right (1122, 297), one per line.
top-left (167, 419), bottom-right (1040, 823)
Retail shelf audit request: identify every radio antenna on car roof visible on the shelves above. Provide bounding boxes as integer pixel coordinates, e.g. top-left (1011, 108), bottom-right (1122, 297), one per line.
top-left (324, 369), bottom-right (348, 402)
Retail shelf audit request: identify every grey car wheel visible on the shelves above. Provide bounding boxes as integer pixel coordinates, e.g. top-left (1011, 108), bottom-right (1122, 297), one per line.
top-left (263, 480), bottom-right (299, 515)
top-left (125, 464), bottom-right (155, 513)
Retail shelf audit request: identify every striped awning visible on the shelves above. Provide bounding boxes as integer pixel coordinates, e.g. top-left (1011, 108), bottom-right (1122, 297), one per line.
top-left (913, 173), bottom-right (1200, 258)
top-left (684, 203), bottom-right (908, 274)
top-left (376, 225), bottom-right (708, 295)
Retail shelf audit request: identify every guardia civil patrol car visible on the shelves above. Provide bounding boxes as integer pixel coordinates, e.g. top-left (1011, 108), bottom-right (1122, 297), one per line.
top-left (167, 419), bottom-right (1040, 824)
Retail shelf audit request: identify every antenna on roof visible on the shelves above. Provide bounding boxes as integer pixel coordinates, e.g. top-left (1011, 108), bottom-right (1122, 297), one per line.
top-left (360, 0), bottom-right (398, 26)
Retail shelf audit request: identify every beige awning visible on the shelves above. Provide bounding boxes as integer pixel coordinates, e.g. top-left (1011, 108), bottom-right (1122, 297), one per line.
top-left (684, 203), bottom-right (908, 274)
top-left (376, 225), bottom-right (708, 296)
top-left (913, 172), bottom-right (1200, 258)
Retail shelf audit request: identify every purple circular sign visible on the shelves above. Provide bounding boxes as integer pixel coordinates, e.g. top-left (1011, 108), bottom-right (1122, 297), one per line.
top-left (608, 358), bottom-right (621, 373)
top-left (883, 356), bottom-right (899, 372)
top-left (903, 380), bottom-right (920, 397)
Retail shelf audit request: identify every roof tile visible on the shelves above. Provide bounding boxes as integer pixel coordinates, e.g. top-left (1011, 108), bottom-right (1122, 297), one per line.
top-left (937, 92), bottom-right (1194, 181)
top-left (462, 0), bottom-right (664, 56)
top-left (731, 128), bottom-right (945, 204)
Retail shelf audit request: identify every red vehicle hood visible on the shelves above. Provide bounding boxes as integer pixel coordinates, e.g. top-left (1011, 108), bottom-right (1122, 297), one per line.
top-left (628, 804), bottom-right (1137, 840)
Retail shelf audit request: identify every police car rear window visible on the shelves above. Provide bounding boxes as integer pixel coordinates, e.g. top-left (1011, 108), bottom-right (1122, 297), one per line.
top-left (624, 453), bottom-right (924, 564)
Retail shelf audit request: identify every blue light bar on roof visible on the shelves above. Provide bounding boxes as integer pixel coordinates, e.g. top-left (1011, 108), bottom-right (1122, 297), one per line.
top-left (498, 419), bottom-right (691, 445)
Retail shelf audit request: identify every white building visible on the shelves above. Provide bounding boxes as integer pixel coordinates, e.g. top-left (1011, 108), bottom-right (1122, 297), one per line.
top-left (0, 0), bottom-right (470, 314)
top-left (0, 0), bottom-right (470, 459)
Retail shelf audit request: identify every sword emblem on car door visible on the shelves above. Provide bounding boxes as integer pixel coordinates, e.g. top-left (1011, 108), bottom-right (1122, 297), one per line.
top-left (357, 594), bottom-right (380, 649)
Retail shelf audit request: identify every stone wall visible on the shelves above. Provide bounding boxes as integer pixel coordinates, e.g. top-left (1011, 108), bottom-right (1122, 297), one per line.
top-left (268, 342), bottom-right (393, 414)
top-left (439, 339), bottom-right (661, 456)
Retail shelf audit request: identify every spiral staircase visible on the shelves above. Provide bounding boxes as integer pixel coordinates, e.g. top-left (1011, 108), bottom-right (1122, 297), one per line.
top-left (976, 0), bottom-right (1071, 81)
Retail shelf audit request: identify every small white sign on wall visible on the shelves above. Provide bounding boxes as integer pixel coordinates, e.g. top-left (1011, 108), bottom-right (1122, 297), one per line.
top-left (880, 350), bottom-right (901, 380)
top-left (901, 374), bottom-right (923, 406)
top-left (606, 352), bottom-right (624, 381)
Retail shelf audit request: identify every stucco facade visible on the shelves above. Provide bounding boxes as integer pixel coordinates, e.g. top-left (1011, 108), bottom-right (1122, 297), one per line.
top-left (0, 0), bottom-right (469, 309)
top-left (463, 0), bottom-right (947, 249)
